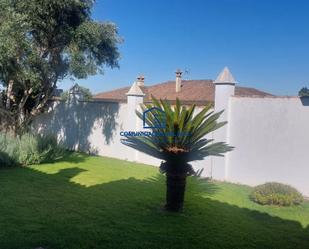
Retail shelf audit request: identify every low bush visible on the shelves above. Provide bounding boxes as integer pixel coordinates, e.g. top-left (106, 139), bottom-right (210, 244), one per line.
top-left (0, 133), bottom-right (18, 166)
top-left (250, 182), bottom-right (303, 206)
top-left (0, 133), bottom-right (67, 167)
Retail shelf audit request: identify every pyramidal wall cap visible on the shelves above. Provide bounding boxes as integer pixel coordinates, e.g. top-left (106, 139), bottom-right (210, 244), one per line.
top-left (126, 81), bottom-right (145, 96)
top-left (214, 67), bottom-right (237, 84)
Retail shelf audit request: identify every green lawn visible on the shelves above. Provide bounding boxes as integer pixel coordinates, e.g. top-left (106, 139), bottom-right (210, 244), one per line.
top-left (0, 153), bottom-right (308, 249)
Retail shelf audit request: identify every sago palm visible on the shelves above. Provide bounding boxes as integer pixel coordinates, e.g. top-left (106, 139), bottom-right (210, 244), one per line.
top-left (121, 97), bottom-right (233, 211)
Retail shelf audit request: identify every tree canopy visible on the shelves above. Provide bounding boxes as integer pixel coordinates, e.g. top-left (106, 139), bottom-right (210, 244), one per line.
top-left (298, 87), bottom-right (309, 97)
top-left (0, 0), bottom-right (121, 133)
top-left (61, 84), bottom-right (93, 101)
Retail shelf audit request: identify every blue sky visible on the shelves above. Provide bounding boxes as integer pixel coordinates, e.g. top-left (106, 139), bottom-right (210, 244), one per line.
top-left (59, 0), bottom-right (309, 96)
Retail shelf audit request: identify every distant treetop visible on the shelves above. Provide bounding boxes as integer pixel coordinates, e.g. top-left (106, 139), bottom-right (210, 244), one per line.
top-left (298, 87), bottom-right (309, 97)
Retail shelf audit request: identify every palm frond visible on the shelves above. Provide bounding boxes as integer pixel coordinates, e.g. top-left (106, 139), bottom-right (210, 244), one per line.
top-left (121, 97), bottom-right (234, 163)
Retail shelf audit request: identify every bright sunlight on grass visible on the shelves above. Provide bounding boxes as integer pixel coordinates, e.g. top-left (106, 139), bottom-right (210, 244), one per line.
top-left (0, 153), bottom-right (308, 249)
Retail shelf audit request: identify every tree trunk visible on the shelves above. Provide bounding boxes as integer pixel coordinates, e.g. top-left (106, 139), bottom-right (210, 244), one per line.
top-left (165, 173), bottom-right (187, 212)
top-left (6, 80), bottom-right (13, 109)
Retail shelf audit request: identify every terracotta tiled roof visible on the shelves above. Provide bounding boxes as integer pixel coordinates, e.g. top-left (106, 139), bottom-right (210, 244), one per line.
top-left (94, 80), bottom-right (274, 105)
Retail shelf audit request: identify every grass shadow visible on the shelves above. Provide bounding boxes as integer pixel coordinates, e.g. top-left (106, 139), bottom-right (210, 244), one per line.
top-left (48, 151), bottom-right (89, 164)
top-left (0, 166), bottom-right (308, 249)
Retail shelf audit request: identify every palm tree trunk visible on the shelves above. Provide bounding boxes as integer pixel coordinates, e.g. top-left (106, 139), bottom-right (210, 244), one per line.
top-left (165, 173), bottom-right (187, 211)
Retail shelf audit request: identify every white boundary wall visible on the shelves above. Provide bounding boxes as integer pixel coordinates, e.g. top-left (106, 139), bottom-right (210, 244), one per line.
top-left (34, 101), bottom-right (135, 161)
top-left (33, 101), bottom-right (213, 175)
top-left (33, 94), bottom-right (309, 196)
top-left (227, 97), bottom-right (309, 196)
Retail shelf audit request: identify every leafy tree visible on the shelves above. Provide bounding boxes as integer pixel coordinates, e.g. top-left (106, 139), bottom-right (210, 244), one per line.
top-left (122, 98), bottom-right (233, 211)
top-left (298, 87), bottom-right (309, 97)
top-left (61, 84), bottom-right (93, 101)
top-left (0, 0), bottom-right (120, 134)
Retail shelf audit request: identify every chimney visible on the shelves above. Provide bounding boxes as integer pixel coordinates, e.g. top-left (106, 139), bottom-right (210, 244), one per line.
top-left (175, 69), bottom-right (182, 93)
top-left (136, 75), bottom-right (145, 87)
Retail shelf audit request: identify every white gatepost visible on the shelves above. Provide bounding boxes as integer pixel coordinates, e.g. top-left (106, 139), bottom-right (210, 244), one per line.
top-left (126, 81), bottom-right (145, 161)
top-left (212, 67), bottom-right (236, 180)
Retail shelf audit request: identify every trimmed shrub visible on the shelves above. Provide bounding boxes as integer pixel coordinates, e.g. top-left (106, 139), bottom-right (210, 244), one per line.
top-left (0, 133), bottom-right (67, 167)
top-left (250, 182), bottom-right (303, 206)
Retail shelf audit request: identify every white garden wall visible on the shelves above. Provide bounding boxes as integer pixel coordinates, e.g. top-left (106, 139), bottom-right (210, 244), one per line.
top-left (33, 101), bottom-right (213, 176)
top-left (34, 101), bottom-right (135, 161)
top-left (33, 95), bottom-right (309, 196)
top-left (227, 97), bottom-right (309, 196)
